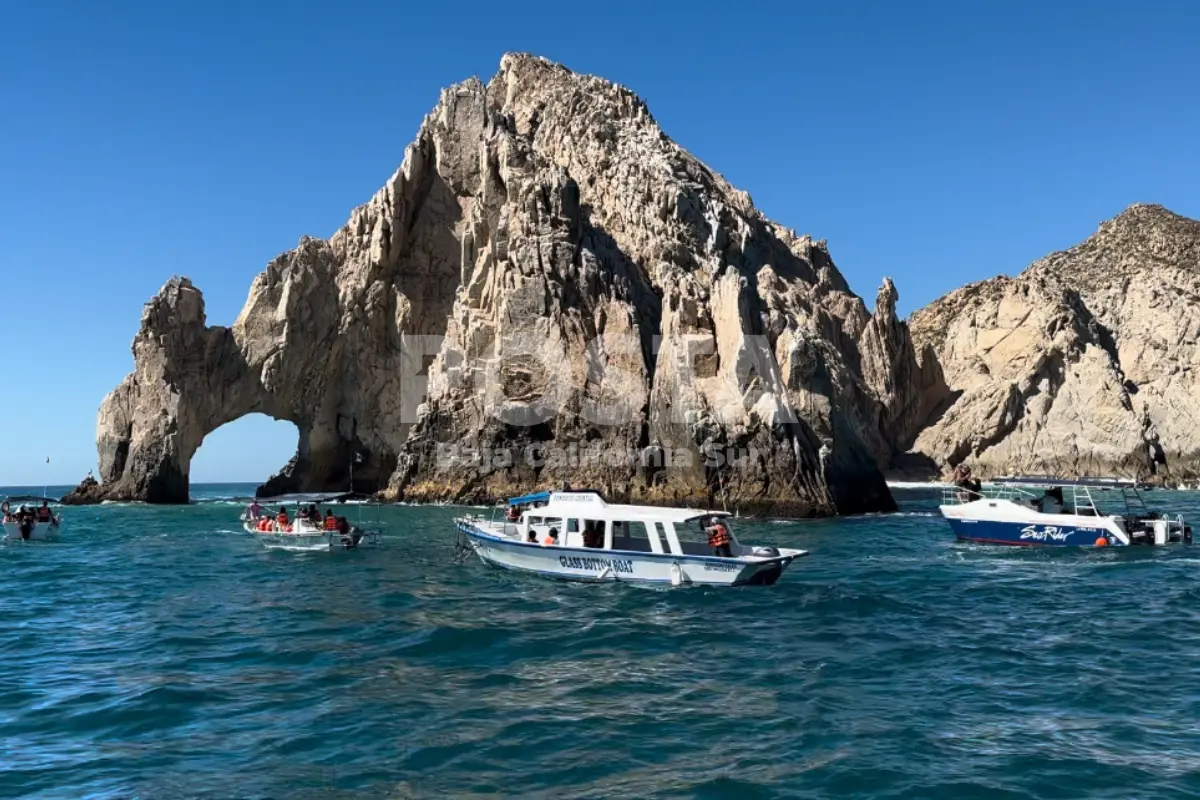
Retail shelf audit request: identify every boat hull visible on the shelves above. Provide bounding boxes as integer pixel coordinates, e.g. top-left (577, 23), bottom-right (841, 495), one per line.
top-left (456, 520), bottom-right (799, 586)
top-left (2, 520), bottom-right (61, 542)
top-left (944, 515), bottom-right (1113, 547)
top-left (242, 521), bottom-right (379, 551)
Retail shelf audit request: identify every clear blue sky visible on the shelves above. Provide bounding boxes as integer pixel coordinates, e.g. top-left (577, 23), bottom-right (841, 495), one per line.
top-left (2, 0), bottom-right (1198, 486)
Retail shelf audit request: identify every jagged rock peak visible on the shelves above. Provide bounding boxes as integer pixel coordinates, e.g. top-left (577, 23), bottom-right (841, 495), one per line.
top-left (71, 53), bottom-right (929, 515)
top-left (904, 204), bottom-right (1200, 483)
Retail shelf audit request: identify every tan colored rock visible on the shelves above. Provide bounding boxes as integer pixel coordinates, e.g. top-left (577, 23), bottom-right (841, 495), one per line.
top-left (71, 54), bottom-right (929, 514)
top-left (907, 204), bottom-right (1200, 481)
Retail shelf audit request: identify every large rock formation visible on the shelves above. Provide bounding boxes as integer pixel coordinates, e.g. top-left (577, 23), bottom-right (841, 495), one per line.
top-left (71, 54), bottom-right (929, 515)
top-left (905, 204), bottom-right (1200, 482)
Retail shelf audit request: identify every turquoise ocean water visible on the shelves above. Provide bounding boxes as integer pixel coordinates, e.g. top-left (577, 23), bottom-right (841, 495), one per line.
top-left (3, 483), bottom-right (1200, 799)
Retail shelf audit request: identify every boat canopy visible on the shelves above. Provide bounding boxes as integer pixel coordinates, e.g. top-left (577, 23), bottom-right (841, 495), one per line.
top-left (989, 476), bottom-right (1147, 490)
top-left (254, 491), bottom-right (374, 505)
top-left (507, 490), bottom-right (553, 506)
top-left (517, 490), bottom-right (729, 524)
top-left (3, 494), bottom-right (60, 504)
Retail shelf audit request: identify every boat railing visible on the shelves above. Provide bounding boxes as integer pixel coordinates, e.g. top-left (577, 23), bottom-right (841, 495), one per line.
top-left (941, 483), bottom-right (1042, 506)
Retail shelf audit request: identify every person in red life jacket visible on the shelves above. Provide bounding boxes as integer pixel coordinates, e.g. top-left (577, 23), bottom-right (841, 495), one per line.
top-left (542, 527), bottom-right (559, 546)
top-left (705, 516), bottom-right (733, 558)
top-left (323, 510), bottom-right (338, 531)
top-left (35, 501), bottom-right (53, 524)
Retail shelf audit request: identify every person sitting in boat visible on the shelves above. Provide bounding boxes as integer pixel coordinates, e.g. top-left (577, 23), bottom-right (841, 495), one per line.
top-left (542, 526), bottom-right (559, 546)
top-left (35, 501), bottom-right (53, 524)
top-left (307, 503), bottom-right (320, 521)
top-left (582, 519), bottom-right (604, 548)
top-left (506, 505), bottom-right (521, 522)
top-left (276, 508), bottom-right (290, 529)
top-left (1039, 486), bottom-right (1065, 514)
top-left (323, 510), bottom-right (338, 531)
top-left (952, 464), bottom-right (982, 501)
top-left (705, 516), bottom-right (733, 558)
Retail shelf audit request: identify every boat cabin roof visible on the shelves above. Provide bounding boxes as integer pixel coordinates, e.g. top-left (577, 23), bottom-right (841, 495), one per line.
top-left (254, 491), bottom-right (373, 505)
top-left (3, 495), bottom-right (60, 504)
top-left (509, 490), bottom-right (729, 524)
top-left (990, 475), bottom-right (1147, 490)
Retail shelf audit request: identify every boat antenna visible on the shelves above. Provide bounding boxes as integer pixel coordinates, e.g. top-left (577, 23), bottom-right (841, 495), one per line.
top-left (716, 466), bottom-right (729, 514)
top-left (44, 456), bottom-right (49, 499)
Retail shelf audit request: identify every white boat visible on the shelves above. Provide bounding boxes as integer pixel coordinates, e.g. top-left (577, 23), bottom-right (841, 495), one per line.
top-left (2, 496), bottom-right (62, 542)
top-left (242, 494), bottom-right (382, 552)
top-left (454, 490), bottom-right (807, 586)
top-left (940, 475), bottom-right (1191, 547)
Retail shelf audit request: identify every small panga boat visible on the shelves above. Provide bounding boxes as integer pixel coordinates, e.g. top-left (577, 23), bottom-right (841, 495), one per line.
top-left (242, 492), bottom-right (382, 552)
top-left (2, 495), bottom-right (62, 542)
top-left (940, 475), bottom-right (1191, 547)
top-left (454, 490), bottom-right (807, 586)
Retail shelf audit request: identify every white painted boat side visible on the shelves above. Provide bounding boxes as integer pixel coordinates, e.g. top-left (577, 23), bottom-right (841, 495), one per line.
top-left (458, 519), bottom-right (803, 586)
top-left (241, 520), bottom-right (379, 551)
top-left (2, 520), bottom-right (62, 542)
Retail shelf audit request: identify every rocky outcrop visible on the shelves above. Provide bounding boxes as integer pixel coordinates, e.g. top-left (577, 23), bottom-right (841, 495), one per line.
top-left (80, 54), bottom-right (928, 514)
top-left (906, 204), bottom-right (1200, 481)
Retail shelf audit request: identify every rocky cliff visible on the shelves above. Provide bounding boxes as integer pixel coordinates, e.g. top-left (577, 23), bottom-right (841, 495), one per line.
top-left (905, 204), bottom-right (1200, 482)
top-left (69, 54), bottom-right (930, 515)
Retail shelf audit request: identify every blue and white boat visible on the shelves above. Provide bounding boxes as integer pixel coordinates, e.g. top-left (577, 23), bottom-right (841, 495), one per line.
top-left (940, 475), bottom-right (1191, 547)
top-left (454, 490), bottom-right (807, 586)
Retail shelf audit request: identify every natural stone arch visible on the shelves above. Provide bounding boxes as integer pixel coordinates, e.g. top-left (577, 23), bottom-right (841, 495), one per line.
top-left (88, 272), bottom-right (402, 503)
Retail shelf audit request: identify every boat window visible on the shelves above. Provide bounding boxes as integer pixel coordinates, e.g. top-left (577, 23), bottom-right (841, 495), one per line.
top-left (580, 518), bottom-right (608, 548)
top-left (610, 520), bottom-right (657, 553)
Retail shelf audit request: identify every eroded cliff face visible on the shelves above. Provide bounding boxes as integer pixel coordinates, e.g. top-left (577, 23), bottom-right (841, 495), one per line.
top-left (72, 54), bottom-right (927, 514)
top-left (906, 204), bottom-right (1200, 481)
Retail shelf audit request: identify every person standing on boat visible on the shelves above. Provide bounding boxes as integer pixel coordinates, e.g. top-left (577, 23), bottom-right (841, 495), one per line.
top-left (323, 509), bottom-right (338, 531)
top-left (35, 501), bottom-right (53, 524)
top-left (706, 516), bottom-right (733, 558)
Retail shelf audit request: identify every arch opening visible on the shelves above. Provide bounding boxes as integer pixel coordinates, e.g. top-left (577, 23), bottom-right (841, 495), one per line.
top-left (190, 414), bottom-right (300, 496)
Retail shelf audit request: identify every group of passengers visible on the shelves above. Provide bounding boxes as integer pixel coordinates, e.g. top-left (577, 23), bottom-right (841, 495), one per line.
top-left (1, 500), bottom-right (58, 526)
top-left (247, 502), bottom-right (349, 534)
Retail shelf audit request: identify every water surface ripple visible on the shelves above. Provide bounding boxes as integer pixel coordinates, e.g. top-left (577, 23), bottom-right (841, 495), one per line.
top-left (3, 486), bottom-right (1199, 798)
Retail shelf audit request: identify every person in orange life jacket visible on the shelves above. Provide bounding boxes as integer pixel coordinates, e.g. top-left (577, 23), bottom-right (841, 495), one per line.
top-left (705, 516), bottom-right (733, 558)
top-left (36, 501), bottom-right (53, 523)
top-left (323, 510), bottom-right (338, 530)
top-left (542, 527), bottom-right (559, 546)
